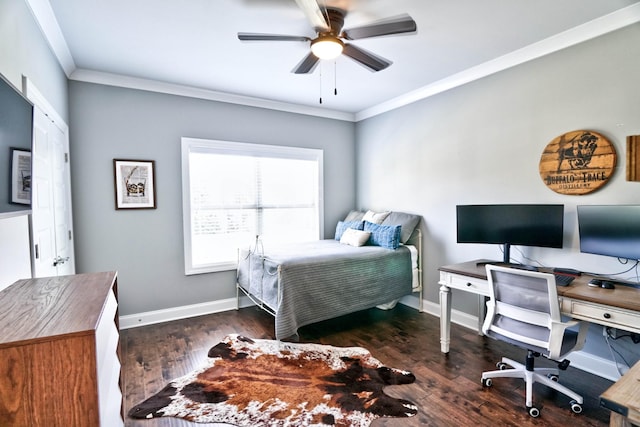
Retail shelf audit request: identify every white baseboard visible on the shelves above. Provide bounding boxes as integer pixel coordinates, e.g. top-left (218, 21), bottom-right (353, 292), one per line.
top-left (420, 299), bottom-right (480, 330)
top-left (567, 351), bottom-right (621, 381)
top-left (120, 295), bottom-right (620, 381)
top-left (122, 295), bottom-right (422, 329)
top-left (119, 296), bottom-right (254, 329)
top-left (398, 294), bottom-right (422, 310)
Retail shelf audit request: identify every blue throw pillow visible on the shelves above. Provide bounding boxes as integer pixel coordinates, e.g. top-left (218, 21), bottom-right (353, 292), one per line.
top-left (334, 220), bottom-right (365, 240)
top-left (364, 221), bottom-right (402, 249)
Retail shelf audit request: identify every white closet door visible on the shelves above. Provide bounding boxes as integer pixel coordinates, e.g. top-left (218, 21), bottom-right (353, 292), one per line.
top-left (31, 106), bottom-right (57, 277)
top-left (28, 81), bottom-right (75, 278)
top-left (50, 118), bottom-right (75, 275)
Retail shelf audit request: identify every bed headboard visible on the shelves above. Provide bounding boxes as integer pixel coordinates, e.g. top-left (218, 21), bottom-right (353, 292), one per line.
top-left (405, 226), bottom-right (422, 250)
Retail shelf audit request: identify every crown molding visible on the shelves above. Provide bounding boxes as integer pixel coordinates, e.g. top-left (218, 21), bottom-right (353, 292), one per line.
top-left (24, 0), bottom-right (75, 76)
top-left (355, 3), bottom-right (640, 121)
top-left (69, 69), bottom-right (356, 122)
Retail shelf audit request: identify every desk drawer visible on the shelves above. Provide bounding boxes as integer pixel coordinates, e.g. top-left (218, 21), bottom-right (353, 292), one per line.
top-left (564, 299), bottom-right (640, 333)
top-left (440, 271), bottom-right (490, 296)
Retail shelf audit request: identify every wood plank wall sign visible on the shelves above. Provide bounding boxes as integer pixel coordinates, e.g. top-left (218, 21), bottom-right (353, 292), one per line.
top-left (539, 130), bottom-right (616, 195)
top-left (627, 135), bottom-right (640, 181)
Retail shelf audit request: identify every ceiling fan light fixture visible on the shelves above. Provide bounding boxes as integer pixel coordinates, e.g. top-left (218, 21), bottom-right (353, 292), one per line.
top-left (311, 36), bottom-right (344, 60)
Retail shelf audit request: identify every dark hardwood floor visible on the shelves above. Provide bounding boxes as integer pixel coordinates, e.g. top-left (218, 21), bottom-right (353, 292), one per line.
top-left (121, 304), bottom-right (613, 426)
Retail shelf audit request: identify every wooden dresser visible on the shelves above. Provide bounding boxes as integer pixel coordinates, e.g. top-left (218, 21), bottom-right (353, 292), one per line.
top-left (0, 271), bottom-right (123, 426)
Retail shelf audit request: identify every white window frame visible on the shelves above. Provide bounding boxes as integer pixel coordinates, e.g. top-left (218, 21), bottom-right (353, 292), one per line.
top-left (181, 137), bottom-right (324, 275)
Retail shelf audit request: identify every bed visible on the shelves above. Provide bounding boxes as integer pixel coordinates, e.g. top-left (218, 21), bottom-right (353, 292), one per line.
top-left (236, 210), bottom-right (423, 340)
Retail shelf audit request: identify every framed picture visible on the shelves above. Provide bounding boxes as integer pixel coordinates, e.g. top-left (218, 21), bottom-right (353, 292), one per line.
top-left (10, 148), bottom-right (31, 205)
top-left (113, 159), bottom-right (157, 209)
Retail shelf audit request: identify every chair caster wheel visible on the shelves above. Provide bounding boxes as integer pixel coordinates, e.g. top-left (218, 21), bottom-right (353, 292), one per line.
top-left (496, 362), bottom-right (508, 370)
top-left (481, 378), bottom-right (492, 387)
top-left (570, 400), bottom-right (583, 414)
top-left (527, 406), bottom-right (540, 418)
top-left (548, 374), bottom-right (559, 382)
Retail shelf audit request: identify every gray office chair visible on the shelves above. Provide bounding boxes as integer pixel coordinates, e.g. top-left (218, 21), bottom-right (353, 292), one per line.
top-left (480, 265), bottom-right (588, 418)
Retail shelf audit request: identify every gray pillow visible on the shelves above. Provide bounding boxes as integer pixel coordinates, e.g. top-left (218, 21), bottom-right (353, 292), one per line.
top-left (344, 210), bottom-right (365, 221)
top-left (382, 212), bottom-right (421, 244)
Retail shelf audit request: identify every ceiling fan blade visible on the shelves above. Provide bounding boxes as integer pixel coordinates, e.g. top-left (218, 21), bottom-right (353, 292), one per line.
top-left (292, 52), bottom-right (320, 74)
top-left (342, 14), bottom-right (417, 40)
top-left (342, 43), bottom-right (391, 72)
top-left (238, 32), bottom-right (310, 42)
top-left (294, 0), bottom-right (330, 32)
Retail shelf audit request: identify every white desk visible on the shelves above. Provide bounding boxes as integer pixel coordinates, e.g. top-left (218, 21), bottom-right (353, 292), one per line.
top-left (438, 259), bottom-right (640, 354)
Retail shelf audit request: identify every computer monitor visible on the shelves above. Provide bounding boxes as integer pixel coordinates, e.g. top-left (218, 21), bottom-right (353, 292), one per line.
top-left (456, 204), bottom-right (564, 264)
top-left (577, 205), bottom-right (640, 261)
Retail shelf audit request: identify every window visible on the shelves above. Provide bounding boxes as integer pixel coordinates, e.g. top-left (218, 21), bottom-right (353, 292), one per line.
top-left (182, 138), bottom-right (324, 274)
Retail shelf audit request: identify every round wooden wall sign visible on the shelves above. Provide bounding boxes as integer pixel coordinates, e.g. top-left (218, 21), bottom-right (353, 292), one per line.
top-left (539, 130), bottom-right (616, 195)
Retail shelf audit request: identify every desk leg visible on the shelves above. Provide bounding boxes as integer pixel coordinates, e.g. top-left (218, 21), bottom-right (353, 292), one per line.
top-left (439, 284), bottom-right (452, 353)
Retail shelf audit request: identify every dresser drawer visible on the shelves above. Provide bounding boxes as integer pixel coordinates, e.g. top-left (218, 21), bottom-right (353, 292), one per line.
top-left (99, 356), bottom-right (123, 426)
top-left (96, 290), bottom-right (118, 367)
top-left (564, 299), bottom-right (640, 333)
top-left (440, 271), bottom-right (490, 296)
top-left (94, 289), bottom-right (122, 425)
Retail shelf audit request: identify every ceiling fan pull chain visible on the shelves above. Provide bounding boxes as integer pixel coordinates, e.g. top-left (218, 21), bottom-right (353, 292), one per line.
top-left (319, 62), bottom-right (323, 104)
top-left (334, 61), bottom-right (338, 96)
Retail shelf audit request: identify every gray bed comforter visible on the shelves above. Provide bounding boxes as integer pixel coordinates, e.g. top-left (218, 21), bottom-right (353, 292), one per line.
top-left (237, 239), bottom-right (413, 339)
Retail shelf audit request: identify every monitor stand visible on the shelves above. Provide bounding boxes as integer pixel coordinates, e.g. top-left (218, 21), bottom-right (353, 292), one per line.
top-left (503, 243), bottom-right (511, 265)
top-left (475, 244), bottom-right (538, 271)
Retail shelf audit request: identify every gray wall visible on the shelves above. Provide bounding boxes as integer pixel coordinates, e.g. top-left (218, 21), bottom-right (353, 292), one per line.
top-left (68, 81), bottom-right (356, 315)
top-left (356, 24), bottom-right (640, 362)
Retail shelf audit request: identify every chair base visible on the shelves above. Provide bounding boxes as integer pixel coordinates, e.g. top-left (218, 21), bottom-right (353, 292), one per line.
top-left (481, 355), bottom-right (584, 410)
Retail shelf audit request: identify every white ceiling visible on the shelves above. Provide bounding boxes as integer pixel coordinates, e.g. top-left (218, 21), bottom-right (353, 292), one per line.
top-left (30, 0), bottom-right (640, 120)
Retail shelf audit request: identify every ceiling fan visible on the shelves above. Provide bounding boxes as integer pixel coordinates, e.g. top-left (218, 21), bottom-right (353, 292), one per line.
top-left (237, 0), bottom-right (417, 74)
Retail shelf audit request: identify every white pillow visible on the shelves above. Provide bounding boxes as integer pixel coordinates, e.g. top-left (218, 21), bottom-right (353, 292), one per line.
top-left (362, 210), bottom-right (391, 224)
top-left (340, 228), bottom-right (371, 247)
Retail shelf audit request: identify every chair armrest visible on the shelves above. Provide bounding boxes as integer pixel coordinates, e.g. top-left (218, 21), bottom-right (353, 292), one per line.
top-left (573, 320), bottom-right (588, 352)
top-left (548, 319), bottom-right (587, 359)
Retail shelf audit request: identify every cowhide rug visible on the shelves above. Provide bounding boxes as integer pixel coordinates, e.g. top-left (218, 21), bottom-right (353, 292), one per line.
top-left (129, 334), bottom-right (418, 426)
